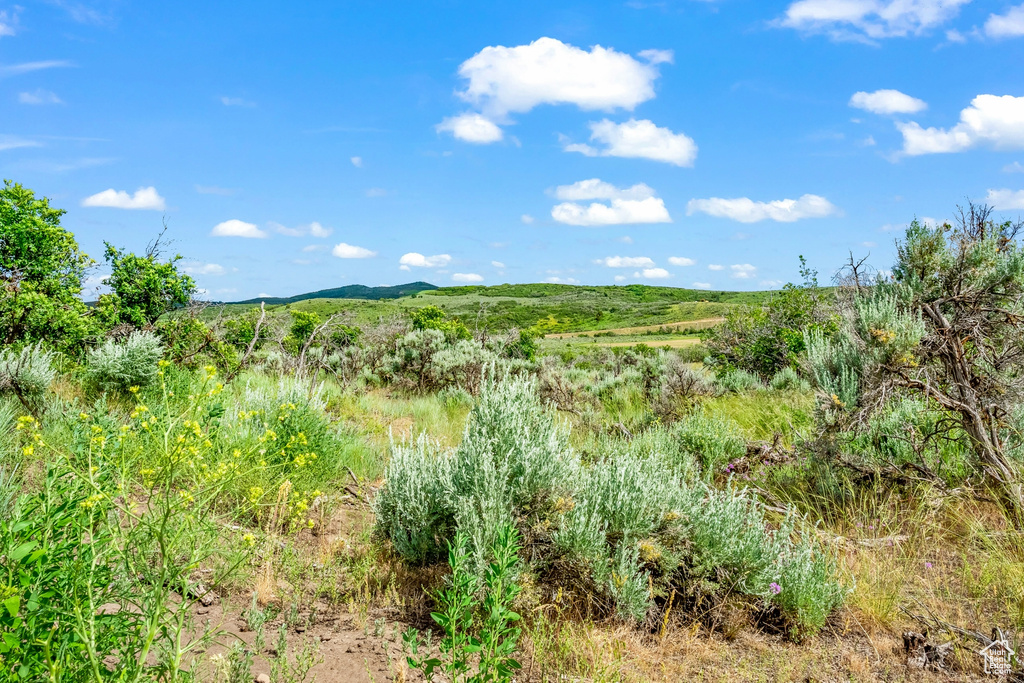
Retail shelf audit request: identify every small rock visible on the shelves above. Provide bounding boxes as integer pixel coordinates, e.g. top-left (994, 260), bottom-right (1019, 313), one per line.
top-left (196, 607), bottom-right (209, 616)
top-left (295, 625), bottom-right (306, 633)
top-left (345, 647), bottom-right (353, 653)
top-left (255, 674), bottom-right (270, 683)
top-left (321, 634), bottom-right (332, 642)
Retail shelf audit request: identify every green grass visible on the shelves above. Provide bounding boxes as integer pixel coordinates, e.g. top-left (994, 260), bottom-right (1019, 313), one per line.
top-left (200, 284), bottom-right (778, 334)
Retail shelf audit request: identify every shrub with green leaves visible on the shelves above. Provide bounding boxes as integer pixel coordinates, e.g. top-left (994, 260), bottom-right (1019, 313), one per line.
top-left (85, 331), bottom-right (164, 392)
top-left (375, 375), bottom-right (576, 574)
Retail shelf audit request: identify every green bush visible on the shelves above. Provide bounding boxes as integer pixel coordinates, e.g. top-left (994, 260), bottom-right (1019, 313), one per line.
top-left (375, 375), bottom-right (576, 574)
top-left (85, 331), bottom-right (164, 392)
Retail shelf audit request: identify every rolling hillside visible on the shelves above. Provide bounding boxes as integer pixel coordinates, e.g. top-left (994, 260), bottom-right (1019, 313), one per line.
top-left (212, 283), bottom-right (781, 333)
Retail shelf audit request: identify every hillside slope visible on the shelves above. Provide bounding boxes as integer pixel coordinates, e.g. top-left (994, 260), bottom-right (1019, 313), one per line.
top-left (232, 281), bottom-right (436, 304)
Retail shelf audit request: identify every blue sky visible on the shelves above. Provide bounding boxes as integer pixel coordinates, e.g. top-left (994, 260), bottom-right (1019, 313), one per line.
top-left (3, 0), bottom-right (1024, 300)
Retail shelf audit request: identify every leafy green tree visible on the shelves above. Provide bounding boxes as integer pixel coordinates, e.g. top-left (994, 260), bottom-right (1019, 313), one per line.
top-left (102, 234), bottom-right (196, 328)
top-left (0, 181), bottom-right (94, 350)
top-left (289, 310), bottom-right (321, 346)
top-left (703, 256), bottom-right (836, 378)
top-left (411, 305), bottom-right (471, 341)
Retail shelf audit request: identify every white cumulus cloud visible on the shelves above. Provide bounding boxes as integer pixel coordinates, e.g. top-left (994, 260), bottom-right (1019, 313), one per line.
top-left (634, 267), bottom-right (670, 279)
top-left (182, 262), bottom-right (226, 276)
top-left (553, 178), bottom-right (656, 201)
top-left (436, 112), bottom-right (504, 143)
top-left (564, 119), bottom-right (697, 166)
top-left (776, 0), bottom-right (970, 42)
top-left (687, 194), bottom-right (837, 223)
top-left (332, 242), bottom-right (377, 258)
top-left (452, 273), bottom-right (484, 282)
top-left (985, 4), bottom-right (1024, 38)
top-left (552, 198), bottom-right (670, 226)
top-left (986, 188), bottom-right (1024, 210)
top-left (849, 89), bottom-right (926, 115)
top-left (491, 261), bottom-right (506, 269)
top-left (551, 179), bottom-right (671, 226)
top-left (731, 264), bottom-right (757, 279)
top-left (708, 264), bottom-right (724, 271)
top-left (211, 219), bottom-right (268, 239)
top-left (668, 256), bottom-right (696, 266)
top-left (898, 95), bottom-right (1024, 155)
top-left (399, 253), bottom-right (452, 268)
top-left (455, 37), bottom-right (669, 118)
top-left (521, 214), bottom-right (535, 224)
top-left (595, 256), bottom-right (656, 268)
top-left (350, 156), bottom-right (363, 167)
top-left (692, 282), bottom-right (712, 289)
top-left (81, 186), bottom-right (166, 210)
top-left (272, 221), bottom-right (333, 238)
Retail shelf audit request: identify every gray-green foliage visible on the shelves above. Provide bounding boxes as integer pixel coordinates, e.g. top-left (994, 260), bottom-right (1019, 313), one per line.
top-left (0, 344), bottom-right (56, 403)
top-left (376, 376), bottom-right (845, 636)
top-left (375, 375), bottom-right (576, 573)
top-left (671, 410), bottom-right (746, 479)
top-left (716, 368), bottom-right (764, 393)
top-left (770, 366), bottom-right (811, 392)
top-left (86, 331), bottom-right (164, 392)
top-left (804, 327), bottom-right (862, 413)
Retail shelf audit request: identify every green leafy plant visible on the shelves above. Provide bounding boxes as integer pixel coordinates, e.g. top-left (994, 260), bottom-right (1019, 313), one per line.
top-left (101, 233), bottom-right (196, 328)
top-left (406, 525), bottom-right (523, 683)
top-left (0, 365), bottom-right (267, 681)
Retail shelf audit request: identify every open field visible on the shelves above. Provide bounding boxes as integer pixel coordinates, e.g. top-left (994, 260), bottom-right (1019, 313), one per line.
top-left (546, 317), bottom-right (724, 338)
top-left (206, 285), bottom-right (765, 334)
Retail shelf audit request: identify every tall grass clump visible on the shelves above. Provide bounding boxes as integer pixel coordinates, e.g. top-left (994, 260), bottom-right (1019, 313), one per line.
top-left (86, 331), bottom-right (164, 392)
top-left (0, 344), bottom-right (56, 409)
top-left (376, 376), bottom-right (846, 638)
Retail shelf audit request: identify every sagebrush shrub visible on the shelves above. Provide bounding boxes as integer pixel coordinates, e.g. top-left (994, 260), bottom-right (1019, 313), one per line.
top-left (0, 344), bottom-right (56, 404)
top-left (376, 376), bottom-right (846, 636)
top-left (769, 366), bottom-right (811, 392)
top-left (671, 410), bottom-right (746, 478)
top-left (375, 375), bottom-right (576, 574)
top-left (715, 368), bottom-right (764, 393)
top-left (86, 331), bottom-right (164, 391)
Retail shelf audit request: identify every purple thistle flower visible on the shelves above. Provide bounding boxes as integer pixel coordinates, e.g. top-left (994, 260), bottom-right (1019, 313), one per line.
top-left (925, 562), bottom-right (933, 569)
top-left (769, 582), bottom-right (782, 595)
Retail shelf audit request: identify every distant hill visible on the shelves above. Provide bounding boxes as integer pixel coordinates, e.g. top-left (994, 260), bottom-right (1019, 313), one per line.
top-left (233, 281), bottom-right (437, 305)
